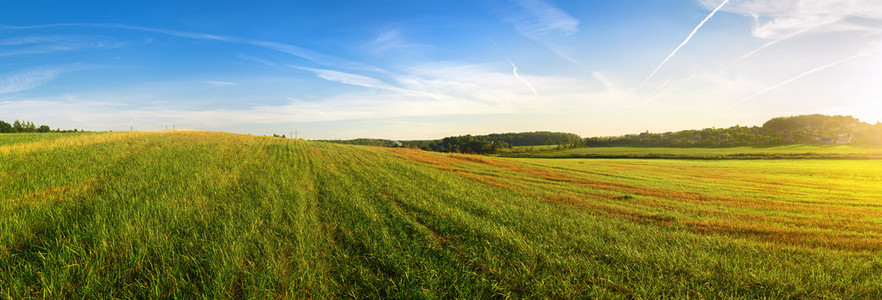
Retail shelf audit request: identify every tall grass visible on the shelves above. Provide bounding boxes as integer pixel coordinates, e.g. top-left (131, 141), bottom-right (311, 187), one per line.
top-left (1, 132), bottom-right (880, 298)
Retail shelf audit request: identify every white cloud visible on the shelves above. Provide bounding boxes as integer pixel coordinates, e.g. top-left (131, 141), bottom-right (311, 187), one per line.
top-left (592, 71), bottom-right (620, 99)
top-left (293, 66), bottom-right (397, 90)
top-left (364, 28), bottom-right (443, 55)
top-left (368, 29), bottom-right (405, 51)
top-left (740, 17), bottom-right (839, 59)
top-left (0, 68), bottom-right (62, 94)
top-left (237, 54), bottom-right (278, 67)
top-left (701, 0), bottom-right (882, 40)
top-left (0, 35), bottom-right (127, 57)
top-left (510, 0), bottom-right (579, 40)
top-left (690, 0), bottom-right (882, 110)
top-left (502, 0), bottom-right (582, 65)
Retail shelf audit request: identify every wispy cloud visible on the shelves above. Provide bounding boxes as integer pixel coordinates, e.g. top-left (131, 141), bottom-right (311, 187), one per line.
top-left (0, 64), bottom-right (109, 95)
top-left (640, 0), bottom-right (730, 89)
top-left (0, 34), bottom-right (127, 57)
top-left (728, 49), bottom-right (877, 108)
top-left (503, 0), bottom-right (581, 65)
top-left (365, 28), bottom-right (442, 54)
top-left (740, 17), bottom-right (839, 59)
top-left (1, 23), bottom-right (387, 74)
top-left (0, 60), bottom-right (658, 138)
top-left (510, 0), bottom-right (579, 39)
top-left (0, 68), bottom-right (63, 94)
top-left (293, 66), bottom-right (397, 91)
top-left (203, 81), bottom-right (238, 87)
top-left (592, 72), bottom-right (621, 99)
top-left (237, 54), bottom-right (278, 67)
top-left (710, 0), bottom-right (882, 38)
top-left (368, 29), bottom-right (404, 52)
top-left (702, 0), bottom-right (882, 57)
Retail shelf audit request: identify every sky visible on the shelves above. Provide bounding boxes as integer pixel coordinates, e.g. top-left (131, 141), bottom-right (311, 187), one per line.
top-left (1, 0), bottom-right (881, 139)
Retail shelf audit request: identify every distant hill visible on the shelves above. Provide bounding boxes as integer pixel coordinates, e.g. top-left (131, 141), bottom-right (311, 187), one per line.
top-left (318, 131), bottom-right (583, 154)
top-left (320, 114), bottom-right (882, 153)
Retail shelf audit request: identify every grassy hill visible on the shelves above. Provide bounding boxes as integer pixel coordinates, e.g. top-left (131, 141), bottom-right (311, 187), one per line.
top-left (1, 131), bottom-right (881, 298)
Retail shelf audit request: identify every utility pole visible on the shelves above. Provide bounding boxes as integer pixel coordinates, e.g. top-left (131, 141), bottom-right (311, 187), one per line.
top-left (165, 125), bottom-right (168, 131)
top-left (173, 124), bottom-right (175, 132)
top-left (130, 126), bottom-right (133, 132)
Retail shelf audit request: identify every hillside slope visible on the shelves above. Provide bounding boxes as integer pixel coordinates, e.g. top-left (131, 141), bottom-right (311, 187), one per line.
top-left (1, 131), bottom-right (881, 298)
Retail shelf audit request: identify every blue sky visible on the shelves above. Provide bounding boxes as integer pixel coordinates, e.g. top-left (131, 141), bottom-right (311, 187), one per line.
top-left (1, 0), bottom-right (881, 139)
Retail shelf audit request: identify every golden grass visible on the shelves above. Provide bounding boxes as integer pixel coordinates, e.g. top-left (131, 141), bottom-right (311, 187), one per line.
top-left (389, 148), bottom-right (882, 251)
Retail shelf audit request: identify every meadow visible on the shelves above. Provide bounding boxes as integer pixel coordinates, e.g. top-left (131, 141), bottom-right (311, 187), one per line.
top-left (1, 131), bottom-right (881, 298)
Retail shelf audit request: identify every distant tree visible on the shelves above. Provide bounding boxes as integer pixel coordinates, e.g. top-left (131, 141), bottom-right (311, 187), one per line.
top-left (0, 121), bottom-right (11, 133)
top-left (24, 121), bottom-right (36, 133)
top-left (38, 125), bottom-right (50, 133)
top-left (12, 120), bottom-right (22, 132)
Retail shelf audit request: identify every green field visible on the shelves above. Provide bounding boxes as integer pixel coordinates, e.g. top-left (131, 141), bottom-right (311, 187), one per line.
top-left (495, 144), bottom-right (562, 153)
top-left (2, 132), bottom-right (881, 298)
top-left (503, 144), bottom-right (882, 159)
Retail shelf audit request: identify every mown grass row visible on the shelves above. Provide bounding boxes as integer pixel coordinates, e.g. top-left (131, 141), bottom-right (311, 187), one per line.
top-left (1, 132), bottom-right (880, 298)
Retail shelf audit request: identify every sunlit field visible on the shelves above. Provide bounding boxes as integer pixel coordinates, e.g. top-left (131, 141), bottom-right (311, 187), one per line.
top-left (504, 144), bottom-right (882, 159)
top-left (2, 132), bottom-right (881, 298)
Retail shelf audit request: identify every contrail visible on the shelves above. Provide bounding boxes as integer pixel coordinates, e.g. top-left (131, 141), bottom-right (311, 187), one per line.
top-left (741, 18), bottom-right (838, 59)
top-left (489, 36), bottom-right (539, 95)
top-left (508, 59), bottom-right (539, 95)
top-left (640, 77), bottom-right (674, 106)
top-left (640, 0), bottom-right (730, 89)
top-left (728, 49), bottom-right (878, 108)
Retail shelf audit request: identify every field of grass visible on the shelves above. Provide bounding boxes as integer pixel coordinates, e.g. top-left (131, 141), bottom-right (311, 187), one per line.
top-left (503, 144), bottom-right (882, 159)
top-left (2, 131), bottom-right (881, 298)
top-left (0, 132), bottom-right (99, 150)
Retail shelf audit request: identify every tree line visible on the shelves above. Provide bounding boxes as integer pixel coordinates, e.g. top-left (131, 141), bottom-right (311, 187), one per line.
top-left (320, 131), bottom-right (583, 154)
top-left (426, 131), bottom-right (583, 153)
top-left (587, 114), bottom-right (882, 147)
top-left (0, 120), bottom-right (80, 133)
top-left (321, 115), bottom-right (882, 154)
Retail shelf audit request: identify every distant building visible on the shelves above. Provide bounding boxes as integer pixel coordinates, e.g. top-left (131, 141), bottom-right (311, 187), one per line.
top-left (821, 138), bottom-right (834, 144)
top-left (836, 134), bottom-right (852, 145)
